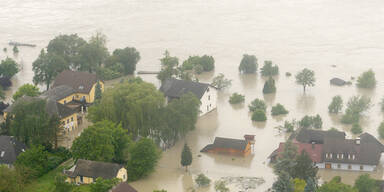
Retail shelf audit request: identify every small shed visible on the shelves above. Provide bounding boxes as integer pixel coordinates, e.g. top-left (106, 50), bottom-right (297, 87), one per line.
top-left (330, 78), bottom-right (346, 86)
top-left (244, 134), bottom-right (255, 145)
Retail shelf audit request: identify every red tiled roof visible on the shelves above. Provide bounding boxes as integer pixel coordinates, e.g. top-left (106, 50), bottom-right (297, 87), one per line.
top-left (276, 142), bottom-right (323, 163)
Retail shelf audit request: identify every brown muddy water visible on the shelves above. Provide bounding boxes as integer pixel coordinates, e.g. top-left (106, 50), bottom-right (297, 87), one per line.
top-left (2, 0), bottom-right (384, 191)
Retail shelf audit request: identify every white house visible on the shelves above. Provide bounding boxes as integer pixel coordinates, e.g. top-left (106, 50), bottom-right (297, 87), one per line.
top-left (159, 78), bottom-right (217, 116)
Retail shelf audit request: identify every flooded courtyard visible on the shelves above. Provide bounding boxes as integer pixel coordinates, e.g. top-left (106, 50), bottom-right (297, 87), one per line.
top-left (2, 0), bottom-right (384, 191)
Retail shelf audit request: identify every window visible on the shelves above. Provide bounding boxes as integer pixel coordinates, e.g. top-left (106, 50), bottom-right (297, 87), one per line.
top-left (123, 174), bottom-right (126, 180)
top-left (360, 165), bottom-right (364, 170)
top-left (207, 88), bottom-right (210, 92)
top-left (207, 105), bottom-right (209, 111)
top-left (326, 153), bottom-right (329, 159)
top-left (348, 165), bottom-right (352, 170)
top-left (64, 100), bottom-right (67, 104)
top-left (76, 95), bottom-right (79, 98)
top-left (337, 164), bottom-right (341, 168)
top-left (208, 95), bottom-right (210, 100)
top-left (337, 154), bottom-right (339, 159)
top-left (353, 154), bottom-right (355, 160)
top-left (330, 153), bottom-right (333, 158)
top-left (348, 154), bottom-right (351, 159)
top-left (67, 119), bottom-right (69, 124)
top-left (80, 176), bottom-right (83, 183)
top-left (71, 117), bottom-right (74, 122)
top-left (341, 154), bottom-right (344, 159)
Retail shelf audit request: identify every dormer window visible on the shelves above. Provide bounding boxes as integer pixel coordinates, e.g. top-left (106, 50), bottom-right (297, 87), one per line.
top-left (337, 154), bottom-right (340, 159)
top-left (207, 87), bottom-right (210, 92)
top-left (353, 154), bottom-right (355, 160)
top-left (348, 154), bottom-right (351, 159)
top-left (0, 151), bottom-right (4, 157)
top-left (341, 154), bottom-right (344, 159)
top-left (330, 153), bottom-right (333, 158)
top-left (79, 85), bottom-right (84, 90)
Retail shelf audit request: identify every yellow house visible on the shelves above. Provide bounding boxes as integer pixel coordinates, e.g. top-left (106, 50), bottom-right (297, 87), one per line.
top-left (65, 159), bottom-right (127, 184)
top-left (52, 70), bottom-right (104, 104)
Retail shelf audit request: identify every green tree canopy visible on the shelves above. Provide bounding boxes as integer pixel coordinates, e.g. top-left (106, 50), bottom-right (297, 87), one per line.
top-left (317, 176), bottom-right (357, 192)
top-left (260, 60), bottom-right (279, 76)
top-left (90, 178), bottom-right (120, 192)
top-left (263, 77), bottom-right (276, 94)
top-left (9, 98), bottom-right (60, 147)
top-left (157, 51), bottom-right (179, 82)
top-left (328, 95), bottom-right (343, 113)
top-left (0, 57), bottom-right (19, 79)
top-left (32, 49), bottom-right (68, 90)
top-left (127, 138), bottom-right (160, 181)
top-left (249, 98), bottom-right (267, 112)
top-left (94, 81), bottom-right (102, 102)
top-left (229, 93), bottom-right (245, 104)
top-left (47, 34), bottom-right (87, 69)
top-left (341, 96), bottom-right (371, 124)
top-left (274, 140), bottom-right (297, 176)
top-left (88, 78), bottom-right (164, 137)
top-left (252, 110), bottom-right (267, 121)
top-left (354, 174), bottom-right (379, 192)
top-left (211, 73), bottom-right (232, 90)
top-left (357, 69), bottom-right (376, 89)
top-left (181, 143), bottom-right (192, 171)
top-left (195, 173), bottom-right (211, 187)
top-left (71, 120), bottom-right (131, 163)
top-left (271, 103), bottom-right (289, 116)
top-left (15, 145), bottom-right (49, 178)
top-left (272, 172), bottom-right (294, 192)
top-left (239, 54), bottom-right (258, 73)
top-left (182, 55), bottom-right (215, 73)
top-left (295, 68), bottom-right (315, 92)
top-left (12, 84), bottom-right (40, 101)
top-left (291, 151), bottom-right (318, 181)
top-left (110, 47), bottom-right (140, 75)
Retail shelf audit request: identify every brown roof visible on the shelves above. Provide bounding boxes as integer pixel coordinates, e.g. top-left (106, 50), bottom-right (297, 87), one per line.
top-left (110, 182), bottom-right (138, 192)
top-left (201, 137), bottom-right (248, 152)
top-left (65, 159), bottom-right (124, 179)
top-left (52, 70), bottom-right (99, 94)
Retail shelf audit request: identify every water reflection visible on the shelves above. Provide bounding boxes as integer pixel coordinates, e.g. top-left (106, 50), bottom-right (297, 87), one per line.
top-left (204, 153), bottom-right (254, 168)
top-left (263, 93), bottom-right (276, 106)
top-left (239, 74), bottom-right (258, 90)
top-left (296, 93), bottom-right (316, 114)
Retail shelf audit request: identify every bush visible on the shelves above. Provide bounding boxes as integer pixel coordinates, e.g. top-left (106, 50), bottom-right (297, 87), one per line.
top-left (90, 178), bottom-right (120, 192)
top-left (260, 60), bottom-right (279, 76)
top-left (357, 69), bottom-right (376, 89)
top-left (341, 111), bottom-right (360, 124)
top-left (239, 54), bottom-right (257, 73)
top-left (263, 77), bottom-right (276, 94)
top-left (351, 123), bottom-right (362, 134)
top-left (328, 95), bottom-right (343, 113)
top-left (249, 99), bottom-right (267, 112)
top-left (195, 173), bottom-right (211, 187)
top-left (341, 96), bottom-right (371, 124)
top-left (229, 93), bottom-right (245, 104)
top-left (181, 55), bottom-right (215, 73)
top-left (252, 110), bottom-right (267, 121)
top-left (15, 145), bottom-right (49, 178)
top-left (299, 115), bottom-right (322, 129)
top-left (378, 122), bottom-right (384, 139)
top-left (275, 120), bottom-right (295, 133)
top-left (96, 66), bottom-right (123, 80)
top-left (271, 103), bottom-right (289, 116)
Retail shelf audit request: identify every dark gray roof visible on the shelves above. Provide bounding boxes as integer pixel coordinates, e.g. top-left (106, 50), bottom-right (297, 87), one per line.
top-left (322, 133), bottom-right (383, 165)
top-left (41, 85), bottom-right (75, 101)
top-left (330, 78), bottom-right (346, 86)
top-left (53, 70), bottom-right (99, 94)
top-left (66, 159), bottom-right (124, 179)
top-left (110, 182), bottom-right (138, 192)
top-left (4, 96), bottom-right (76, 118)
top-left (160, 78), bottom-right (210, 99)
top-left (0, 136), bottom-right (26, 165)
top-left (295, 129), bottom-right (345, 144)
top-left (360, 132), bottom-right (384, 152)
top-left (201, 137), bottom-right (248, 152)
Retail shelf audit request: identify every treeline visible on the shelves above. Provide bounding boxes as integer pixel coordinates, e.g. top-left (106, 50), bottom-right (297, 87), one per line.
top-left (32, 33), bottom-right (140, 90)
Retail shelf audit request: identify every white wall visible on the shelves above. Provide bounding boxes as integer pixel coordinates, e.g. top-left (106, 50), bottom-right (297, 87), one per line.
top-left (199, 86), bottom-right (217, 116)
top-left (316, 162), bottom-right (376, 172)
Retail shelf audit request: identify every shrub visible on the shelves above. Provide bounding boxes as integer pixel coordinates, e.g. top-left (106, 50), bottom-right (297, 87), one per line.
top-left (229, 93), bottom-right (245, 104)
top-left (96, 67), bottom-right (122, 80)
top-left (351, 123), bottom-right (362, 134)
top-left (378, 122), bottom-right (384, 139)
top-left (271, 103), bottom-right (289, 116)
top-left (181, 55), bottom-right (215, 73)
top-left (249, 99), bottom-right (267, 112)
top-left (357, 69), bottom-right (376, 88)
top-left (263, 77), bottom-right (276, 94)
top-left (195, 173), bottom-right (211, 187)
top-left (252, 110), bottom-right (267, 121)
top-left (328, 95), bottom-right (343, 113)
top-left (275, 120), bottom-right (295, 133)
top-left (341, 111), bottom-right (360, 124)
top-left (239, 54), bottom-right (257, 73)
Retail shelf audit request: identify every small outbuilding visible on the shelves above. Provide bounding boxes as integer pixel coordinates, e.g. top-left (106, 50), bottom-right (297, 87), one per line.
top-left (200, 137), bottom-right (251, 156)
top-left (0, 136), bottom-right (26, 167)
top-left (330, 78), bottom-right (347, 86)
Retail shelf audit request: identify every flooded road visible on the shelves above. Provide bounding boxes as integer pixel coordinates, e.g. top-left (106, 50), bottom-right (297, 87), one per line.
top-left (2, 0), bottom-right (384, 191)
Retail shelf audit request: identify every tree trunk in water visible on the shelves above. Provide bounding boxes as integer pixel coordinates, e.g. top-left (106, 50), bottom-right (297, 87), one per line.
top-left (303, 85), bottom-right (306, 93)
top-left (185, 166), bottom-right (188, 172)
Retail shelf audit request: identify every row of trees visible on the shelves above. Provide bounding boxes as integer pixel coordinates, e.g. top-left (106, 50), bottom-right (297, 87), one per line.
top-left (32, 33), bottom-right (140, 90)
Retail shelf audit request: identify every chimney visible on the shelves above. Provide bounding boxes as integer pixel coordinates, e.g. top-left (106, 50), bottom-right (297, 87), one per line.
top-left (356, 138), bottom-right (360, 145)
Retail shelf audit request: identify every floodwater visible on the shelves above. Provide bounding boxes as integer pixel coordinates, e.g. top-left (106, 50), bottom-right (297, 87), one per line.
top-left (2, 0), bottom-right (384, 191)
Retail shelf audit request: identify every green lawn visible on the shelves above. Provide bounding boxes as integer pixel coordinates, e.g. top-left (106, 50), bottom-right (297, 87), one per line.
top-left (24, 159), bottom-right (91, 192)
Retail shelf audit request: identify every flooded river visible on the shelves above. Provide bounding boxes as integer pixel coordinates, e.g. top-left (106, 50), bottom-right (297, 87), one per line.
top-left (2, 0), bottom-right (384, 191)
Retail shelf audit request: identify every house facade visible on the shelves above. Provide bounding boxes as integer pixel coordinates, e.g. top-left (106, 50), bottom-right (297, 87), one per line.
top-left (52, 70), bottom-right (104, 104)
top-left (65, 159), bottom-right (127, 184)
top-left (160, 78), bottom-right (217, 116)
top-left (201, 137), bottom-right (252, 156)
top-left (271, 129), bottom-right (384, 172)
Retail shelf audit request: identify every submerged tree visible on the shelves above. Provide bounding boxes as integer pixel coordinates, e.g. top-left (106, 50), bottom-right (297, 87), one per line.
top-left (260, 60), bottom-right (279, 76)
top-left (356, 69), bottom-right (376, 89)
top-left (341, 96), bottom-right (371, 124)
top-left (295, 68), bottom-right (315, 93)
top-left (157, 50), bottom-right (179, 82)
top-left (211, 73), bottom-right (232, 90)
top-left (180, 144), bottom-right (192, 171)
top-left (0, 57), bottom-right (19, 79)
top-left (263, 77), bottom-right (276, 94)
top-left (239, 54), bottom-right (258, 73)
top-left (328, 95), bottom-right (343, 113)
